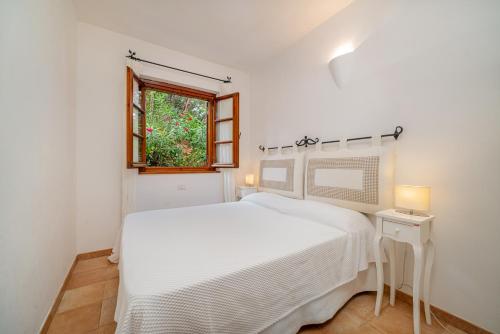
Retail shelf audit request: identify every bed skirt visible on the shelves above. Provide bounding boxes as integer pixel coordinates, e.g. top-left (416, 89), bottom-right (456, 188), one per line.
top-left (261, 264), bottom-right (377, 334)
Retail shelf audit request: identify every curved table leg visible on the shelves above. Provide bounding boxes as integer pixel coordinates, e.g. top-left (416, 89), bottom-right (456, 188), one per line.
top-left (412, 244), bottom-right (424, 334)
top-left (388, 239), bottom-right (396, 306)
top-left (423, 239), bottom-right (435, 325)
top-left (374, 233), bottom-right (384, 316)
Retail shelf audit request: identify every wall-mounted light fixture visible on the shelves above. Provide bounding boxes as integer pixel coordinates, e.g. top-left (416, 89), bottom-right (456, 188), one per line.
top-left (328, 42), bottom-right (356, 89)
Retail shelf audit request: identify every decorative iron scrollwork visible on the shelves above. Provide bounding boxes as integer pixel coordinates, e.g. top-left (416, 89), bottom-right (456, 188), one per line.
top-left (295, 136), bottom-right (319, 148)
top-left (392, 126), bottom-right (403, 140)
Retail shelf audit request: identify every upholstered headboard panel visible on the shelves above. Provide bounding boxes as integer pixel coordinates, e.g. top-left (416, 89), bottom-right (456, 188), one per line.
top-left (305, 147), bottom-right (394, 213)
top-left (259, 152), bottom-right (304, 199)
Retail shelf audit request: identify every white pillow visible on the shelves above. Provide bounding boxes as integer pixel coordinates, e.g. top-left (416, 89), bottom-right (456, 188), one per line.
top-left (304, 147), bottom-right (394, 214)
top-left (258, 151), bottom-right (304, 199)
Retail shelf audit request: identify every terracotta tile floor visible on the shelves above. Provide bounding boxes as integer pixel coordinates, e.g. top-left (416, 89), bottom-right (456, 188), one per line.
top-left (48, 256), bottom-right (467, 334)
top-left (47, 257), bottom-right (118, 334)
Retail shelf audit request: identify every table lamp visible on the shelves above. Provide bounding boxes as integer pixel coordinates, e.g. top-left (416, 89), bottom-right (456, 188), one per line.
top-left (395, 185), bottom-right (431, 216)
top-left (245, 174), bottom-right (255, 186)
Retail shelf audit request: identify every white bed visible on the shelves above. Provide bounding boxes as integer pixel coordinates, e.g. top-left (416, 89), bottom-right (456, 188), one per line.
top-left (115, 192), bottom-right (377, 334)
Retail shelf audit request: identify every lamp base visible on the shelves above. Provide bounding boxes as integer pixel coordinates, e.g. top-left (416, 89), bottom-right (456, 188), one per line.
top-left (395, 209), bottom-right (429, 217)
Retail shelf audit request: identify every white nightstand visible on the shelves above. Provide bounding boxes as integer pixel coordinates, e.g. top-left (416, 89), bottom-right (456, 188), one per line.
top-left (374, 209), bottom-right (435, 334)
top-left (237, 186), bottom-right (257, 200)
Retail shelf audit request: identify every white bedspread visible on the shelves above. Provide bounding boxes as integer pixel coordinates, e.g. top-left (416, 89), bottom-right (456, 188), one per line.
top-left (115, 192), bottom-right (375, 333)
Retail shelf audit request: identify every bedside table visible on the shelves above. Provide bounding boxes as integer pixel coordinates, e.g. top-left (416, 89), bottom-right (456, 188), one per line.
top-left (237, 186), bottom-right (257, 200)
top-left (374, 209), bottom-right (435, 334)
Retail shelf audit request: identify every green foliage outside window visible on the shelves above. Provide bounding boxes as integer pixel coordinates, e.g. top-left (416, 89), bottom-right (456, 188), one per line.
top-left (145, 90), bottom-right (208, 167)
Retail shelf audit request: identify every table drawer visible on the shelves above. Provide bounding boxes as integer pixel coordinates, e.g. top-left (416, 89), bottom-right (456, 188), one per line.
top-left (382, 220), bottom-right (415, 241)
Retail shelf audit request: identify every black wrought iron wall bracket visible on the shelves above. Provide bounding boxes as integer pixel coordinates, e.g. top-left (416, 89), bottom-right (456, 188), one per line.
top-left (258, 126), bottom-right (403, 152)
top-left (321, 126), bottom-right (403, 144)
top-left (126, 50), bottom-right (232, 83)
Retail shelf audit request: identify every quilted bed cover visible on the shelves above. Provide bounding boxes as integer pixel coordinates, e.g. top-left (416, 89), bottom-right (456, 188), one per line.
top-left (115, 192), bottom-right (375, 333)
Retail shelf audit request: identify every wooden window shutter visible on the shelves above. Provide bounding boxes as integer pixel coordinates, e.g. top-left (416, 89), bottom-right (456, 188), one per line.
top-left (212, 93), bottom-right (239, 168)
top-left (126, 67), bottom-right (147, 168)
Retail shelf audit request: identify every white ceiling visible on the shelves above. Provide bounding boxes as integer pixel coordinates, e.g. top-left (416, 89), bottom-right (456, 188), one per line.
top-left (74, 0), bottom-right (352, 70)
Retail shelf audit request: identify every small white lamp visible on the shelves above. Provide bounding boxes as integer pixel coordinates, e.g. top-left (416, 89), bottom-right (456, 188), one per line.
top-left (395, 185), bottom-right (431, 216)
top-left (245, 174), bottom-right (255, 186)
top-left (328, 42), bottom-right (356, 89)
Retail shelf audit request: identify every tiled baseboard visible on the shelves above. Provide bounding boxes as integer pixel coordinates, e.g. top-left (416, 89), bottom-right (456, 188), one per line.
top-left (385, 285), bottom-right (492, 334)
top-left (76, 248), bottom-right (113, 261)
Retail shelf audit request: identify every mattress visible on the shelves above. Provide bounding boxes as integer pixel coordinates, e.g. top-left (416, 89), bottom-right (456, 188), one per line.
top-left (115, 192), bottom-right (376, 333)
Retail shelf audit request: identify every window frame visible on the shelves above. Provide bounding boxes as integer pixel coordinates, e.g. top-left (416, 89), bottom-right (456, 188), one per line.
top-left (140, 79), bottom-right (217, 174)
top-left (213, 93), bottom-right (240, 168)
top-left (126, 67), bottom-right (240, 174)
top-left (126, 67), bottom-right (147, 168)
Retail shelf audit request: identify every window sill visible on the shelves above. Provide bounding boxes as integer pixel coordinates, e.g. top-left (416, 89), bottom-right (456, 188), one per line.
top-left (139, 167), bottom-right (219, 175)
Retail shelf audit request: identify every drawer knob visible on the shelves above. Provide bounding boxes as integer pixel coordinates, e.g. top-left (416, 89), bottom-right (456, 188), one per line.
top-left (395, 228), bottom-right (400, 234)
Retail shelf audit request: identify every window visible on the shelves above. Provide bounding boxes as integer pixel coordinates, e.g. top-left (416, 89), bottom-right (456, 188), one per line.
top-left (126, 67), bottom-right (239, 173)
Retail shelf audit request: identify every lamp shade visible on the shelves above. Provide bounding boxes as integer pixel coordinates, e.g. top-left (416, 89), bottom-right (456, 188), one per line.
top-left (395, 185), bottom-right (430, 212)
top-left (328, 52), bottom-right (355, 89)
top-left (245, 174), bottom-right (255, 186)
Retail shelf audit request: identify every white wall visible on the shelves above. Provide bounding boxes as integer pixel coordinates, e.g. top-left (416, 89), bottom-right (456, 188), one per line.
top-left (0, 0), bottom-right (77, 332)
top-left (250, 0), bottom-right (500, 332)
top-left (76, 23), bottom-right (251, 253)
top-left (135, 174), bottom-right (224, 212)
